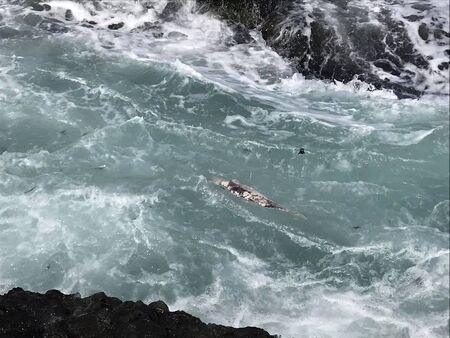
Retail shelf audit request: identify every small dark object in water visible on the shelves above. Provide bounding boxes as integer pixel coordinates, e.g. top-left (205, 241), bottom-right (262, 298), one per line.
top-left (23, 13), bottom-right (42, 26)
top-left (160, 0), bottom-right (183, 20)
top-left (438, 62), bottom-right (449, 70)
top-left (24, 186), bottom-right (37, 194)
top-left (352, 226), bottom-right (361, 229)
top-left (108, 22), bottom-right (124, 30)
top-left (232, 23), bottom-right (253, 44)
top-left (403, 15), bottom-right (423, 22)
top-left (141, 22), bottom-right (160, 31)
top-left (65, 9), bottom-right (73, 21)
top-left (31, 3), bottom-right (51, 11)
top-left (418, 23), bottom-right (429, 41)
top-left (413, 277), bottom-right (424, 286)
top-left (298, 148), bottom-right (305, 155)
top-left (167, 31), bottom-right (188, 39)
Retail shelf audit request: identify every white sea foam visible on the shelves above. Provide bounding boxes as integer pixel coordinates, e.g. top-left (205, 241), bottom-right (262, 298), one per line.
top-left (3, 0), bottom-right (444, 137)
top-left (22, 0), bottom-right (442, 104)
top-left (0, 1), bottom-right (448, 337)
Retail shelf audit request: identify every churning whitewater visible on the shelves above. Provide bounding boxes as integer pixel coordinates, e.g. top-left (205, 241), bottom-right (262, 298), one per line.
top-left (0, 0), bottom-right (448, 337)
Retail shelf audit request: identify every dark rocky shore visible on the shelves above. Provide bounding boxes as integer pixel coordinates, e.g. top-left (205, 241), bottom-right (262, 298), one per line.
top-left (195, 0), bottom-right (449, 98)
top-left (22, 0), bottom-right (449, 98)
top-left (0, 288), bottom-right (275, 338)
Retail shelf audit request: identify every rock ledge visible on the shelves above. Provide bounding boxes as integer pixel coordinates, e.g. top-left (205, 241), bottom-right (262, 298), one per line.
top-left (0, 287), bottom-right (275, 338)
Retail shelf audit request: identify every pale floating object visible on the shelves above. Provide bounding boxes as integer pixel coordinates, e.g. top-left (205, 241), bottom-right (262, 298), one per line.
top-left (211, 178), bottom-right (306, 219)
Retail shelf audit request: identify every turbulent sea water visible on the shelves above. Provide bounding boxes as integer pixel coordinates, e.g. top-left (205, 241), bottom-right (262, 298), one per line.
top-left (0, 1), bottom-right (449, 337)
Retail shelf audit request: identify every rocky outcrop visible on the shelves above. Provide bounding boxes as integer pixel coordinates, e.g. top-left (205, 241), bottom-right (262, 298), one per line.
top-left (0, 288), bottom-right (275, 338)
top-left (196, 0), bottom-right (449, 98)
top-left (196, 0), bottom-right (281, 29)
top-left (19, 0), bottom-right (448, 97)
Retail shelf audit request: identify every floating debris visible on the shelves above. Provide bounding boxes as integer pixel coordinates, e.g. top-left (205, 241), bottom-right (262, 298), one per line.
top-left (24, 186), bottom-right (37, 194)
top-left (212, 179), bottom-right (284, 209)
top-left (212, 179), bottom-right (307, 219)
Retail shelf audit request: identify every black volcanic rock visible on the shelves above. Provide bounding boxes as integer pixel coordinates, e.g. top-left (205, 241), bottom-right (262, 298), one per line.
top-left (196, 0), bottom-right (446, 98)
top-left (0, 288), bottom-right (274, 338)
top-left (196, 0), bottom-right (281, 29)
top-left (65, 9), bottom-right (74, 21)
top-left (20, 0), bottom-right (446, 98)
top-left (231, 23), bottom-right (254, 44)
top-left (418, 23), bottom-right (429, 41)
top-left (160, 0), bottom-right (183, 21)
top-left (108, 22), bottom-right (124, 30)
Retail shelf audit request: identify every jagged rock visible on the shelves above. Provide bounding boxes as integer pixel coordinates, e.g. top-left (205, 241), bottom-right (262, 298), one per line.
top-left (38, 18), bottom-right (69, 33)
top-left (25, 0), bottom-right (51, 12)
top-left (438, 62), bottom-right (449, 70)
top-left (141, 22), bottom-right (160, 31)
top-left (231, 23), bottom-right (254, 44)
top-left (23, 12), bottom-right (42, 26)
top-left (197, 0), bottom-right (280, 29)
top-left (434, 29), bottom-right (449, 39)
top-left (65, 9), bottom-right (74, 21)
top-left (148, 300), bottom-right (170, 314)
top-left (133, 22), bottom-right (164, 37)
top-left (404, 15), bottom-right (423, 22)
top-left (0, 288), bottom-right (275, 338)
top-left (0, 26), bottom-right (25, 38)
top-left (418, 23), bottom-right (429, 41)
top-left (160, 0), bottom-right (183, 21)
top-left (411, 3), bottom-right (433, 11)
top-left (196, 0), bottom-right (447, 98)
top-left (167, 31), bottom-right (188, 39)
top-left (108, 22), bottom-right (124, 30)
top-left (17, 0), bottom-right (447, 98)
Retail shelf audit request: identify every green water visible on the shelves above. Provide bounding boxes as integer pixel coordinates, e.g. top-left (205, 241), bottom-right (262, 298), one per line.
top-left (0, 2), bottom-right (448, 337)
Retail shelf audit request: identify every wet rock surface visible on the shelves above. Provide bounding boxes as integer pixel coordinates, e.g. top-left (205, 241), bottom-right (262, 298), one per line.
top-left (108, 22), bottom-right (124, 30)
top-left (197, 0), bottom-right (449, 98)
top-left (17, 0), bottom-right (449, 98)
top-left (160, 0), bottom-right (183, 21)
top-left (0, 288), bottom-right (274, 338)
